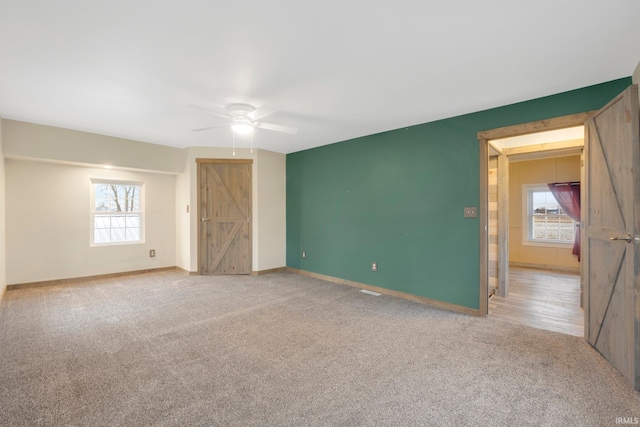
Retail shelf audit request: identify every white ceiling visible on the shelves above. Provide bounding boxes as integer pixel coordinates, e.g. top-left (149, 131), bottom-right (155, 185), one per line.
top-left (1, 1), bottom-right (639, 154)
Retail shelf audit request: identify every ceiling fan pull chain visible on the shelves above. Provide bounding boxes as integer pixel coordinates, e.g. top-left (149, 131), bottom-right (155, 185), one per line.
top-left (232, 129), bottom-right (236, 156)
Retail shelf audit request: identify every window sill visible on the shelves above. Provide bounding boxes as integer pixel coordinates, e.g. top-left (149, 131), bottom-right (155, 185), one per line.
top-left (522, 240), bottom-right (573, 249)
top-left (90, 240), bottom-right (145, 248)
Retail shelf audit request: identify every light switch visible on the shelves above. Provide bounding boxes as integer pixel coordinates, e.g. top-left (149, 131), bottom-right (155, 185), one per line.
top-left (464, 207), bottom-right (477, 218)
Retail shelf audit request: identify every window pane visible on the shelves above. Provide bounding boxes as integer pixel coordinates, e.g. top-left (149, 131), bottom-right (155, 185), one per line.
top-left (532, 192), bottom-right (558, 214)
top-left (126, 228), bottom-right (140, 241)
top-left (126, 214), bottom-right (140, 228)
top-left (529, 189), bottom-right (574, 242)
top-left (559, 216), bottom-right (575, 240)
top-left (112, 215), bottom-right (126, 228)
top-left (118, 198), bottom-right (138, 212)
top-left (111, 228), bottom-right (126, 242)
top-left (95, 228), bottom-right (110, 244)
top-left (95, 184), bottom-right (110, 200)
top-left (94, 215), bottom-right (111, 230)
top-left (95, 198), bottom-right (111, 212)
top-left (92, 182), bottom-right (142, 244)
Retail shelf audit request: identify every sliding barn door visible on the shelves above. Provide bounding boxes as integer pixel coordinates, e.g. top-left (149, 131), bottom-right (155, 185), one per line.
top-left (583, 85), bottom-right (639, 391)
top-left (198, 160), bottom-right (252, 275)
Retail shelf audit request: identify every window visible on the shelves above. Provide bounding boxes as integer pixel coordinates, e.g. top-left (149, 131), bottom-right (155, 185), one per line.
top-left (91, 179), bottom-right (144, 245)
top-left (523, 184), bottom-right (574, 245)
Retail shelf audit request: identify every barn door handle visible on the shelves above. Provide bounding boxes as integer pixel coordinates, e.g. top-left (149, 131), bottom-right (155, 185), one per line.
top-left (200, 217), bottom-right (211, 222)
top-left (610, 233), bottom-right (632, 243)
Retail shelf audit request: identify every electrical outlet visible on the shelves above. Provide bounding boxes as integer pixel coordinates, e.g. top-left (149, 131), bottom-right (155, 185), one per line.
top-left (464, 207), bottom-right (477, 218)
top-left (150, 249), bottom-right (156, 258)
top-left (372, 261), bottom-right (378, 272)
top-left (302, 251), bottom-right (306, 259)
top-left (186, 205), bottom-right (190, 213)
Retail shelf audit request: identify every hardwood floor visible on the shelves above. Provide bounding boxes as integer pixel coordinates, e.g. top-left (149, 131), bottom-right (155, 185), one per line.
top-left (489, 266), bottom-right (583, 337)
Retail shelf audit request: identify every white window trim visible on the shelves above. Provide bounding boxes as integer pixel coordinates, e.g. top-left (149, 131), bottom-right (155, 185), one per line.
top-left (522, 183), bottom-right (574, 248)
top-left (90, 178), bottom-right (145, 246)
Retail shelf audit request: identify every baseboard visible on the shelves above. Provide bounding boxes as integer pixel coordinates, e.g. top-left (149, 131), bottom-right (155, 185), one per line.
top-left (174, 266), bottom-right (286, 276)
top-left (0, 285), bottom-right (6, 303)
top-left (7, 266), bottom-right (179, 291)
top-left (286, 268), bottom-right (481, 317)
top-left (251, 267), bottom-right (286, 276)
top-left (509, 262), bottom-right (580, 274)
top-left (175, 266), bottom-right (199, 276)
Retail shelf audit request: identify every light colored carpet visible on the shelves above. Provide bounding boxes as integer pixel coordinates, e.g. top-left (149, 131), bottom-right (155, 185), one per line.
top-left (0, 270), bottom-right (638, 426)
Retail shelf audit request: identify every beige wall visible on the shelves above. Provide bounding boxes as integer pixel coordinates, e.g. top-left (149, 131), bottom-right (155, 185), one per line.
top-left (509, 155), bottom-right (581, 271)
top-left (256, 149), bottom-right (286, 270)
top-left (5, 159), bottom-right (176, 284)
top-left (2, 119), bottom-right (286, 284)
top-left (175, 157), bottom-right (191, 271)
top-left (2, 120), bottom-right (185, 174)
top-left (0, 119), bottom-right (6, 299)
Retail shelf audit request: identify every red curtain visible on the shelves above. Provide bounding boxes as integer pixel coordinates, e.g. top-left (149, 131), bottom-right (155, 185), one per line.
top-left (548, 182), bottom-right (581, 261)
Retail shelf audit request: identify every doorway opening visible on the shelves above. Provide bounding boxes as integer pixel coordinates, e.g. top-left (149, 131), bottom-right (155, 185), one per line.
top-left (479, 86), bottom-right (640, 391)
top-left (478, 114), bottom-right (591, 336)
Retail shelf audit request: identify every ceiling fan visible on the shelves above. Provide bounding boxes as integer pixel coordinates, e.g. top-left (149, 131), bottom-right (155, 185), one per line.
top-left (190, 103), bottom-right (298, 135)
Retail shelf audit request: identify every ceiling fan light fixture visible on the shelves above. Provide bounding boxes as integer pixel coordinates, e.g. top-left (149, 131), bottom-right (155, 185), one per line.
top-left (231, 118), bottom-right (255, 135)
top-left (191, 103), bottom-right (297, 136)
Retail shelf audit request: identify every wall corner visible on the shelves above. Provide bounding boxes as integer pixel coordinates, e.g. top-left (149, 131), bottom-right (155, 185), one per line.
top-left (0, 118), bottom-right (6, 300)
top-left (633, 60), bottom-right (640, 98)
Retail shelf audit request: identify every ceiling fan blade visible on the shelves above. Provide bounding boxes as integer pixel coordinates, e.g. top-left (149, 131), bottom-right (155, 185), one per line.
top-left (191, 123), bottom-right (230, 132)
top-left (188, 104), bottom-right (231, 120)
top-left (258, 122), bottom-right (298, 134)
top-left (247, 105), bottom-right (276, 121)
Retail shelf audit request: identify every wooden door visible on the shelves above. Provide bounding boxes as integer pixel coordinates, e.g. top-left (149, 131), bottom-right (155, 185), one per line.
top-left (583, 85), bottom-right (639, 391)
top-left (198, 159), bottom-right (252, 275)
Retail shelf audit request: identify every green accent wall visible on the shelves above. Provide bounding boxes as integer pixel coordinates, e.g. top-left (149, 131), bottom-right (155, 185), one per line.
top-left (286, 78), bottom-right (632, 310)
